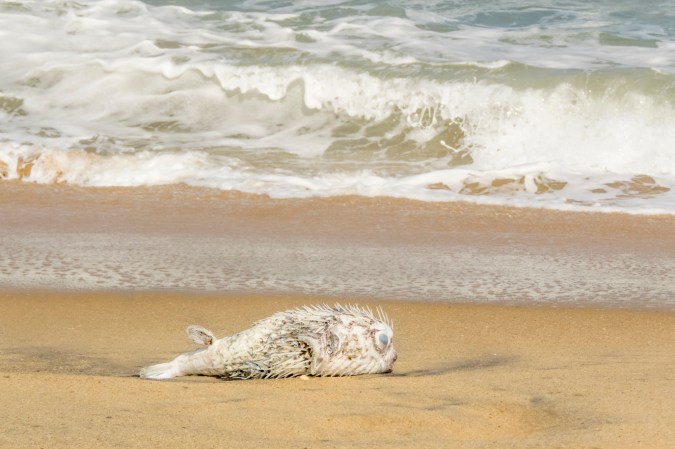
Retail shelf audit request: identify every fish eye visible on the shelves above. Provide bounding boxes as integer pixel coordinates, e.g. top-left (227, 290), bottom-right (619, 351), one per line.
top-left (378, 333), bottom-right (389, 347)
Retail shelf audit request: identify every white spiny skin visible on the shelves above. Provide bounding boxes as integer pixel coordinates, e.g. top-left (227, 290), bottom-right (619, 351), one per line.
top-left (139, 304), bottom-right (397, 380)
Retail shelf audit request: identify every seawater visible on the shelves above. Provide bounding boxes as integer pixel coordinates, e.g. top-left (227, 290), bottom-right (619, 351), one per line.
top-left (1, 0), bottom-right (674, 213)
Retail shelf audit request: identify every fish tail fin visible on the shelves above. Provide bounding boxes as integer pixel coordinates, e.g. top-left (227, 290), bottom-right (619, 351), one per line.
top-left (139, 362), bottom-right (179, 380)
top-left (140, 348), bottom-right (214, 380)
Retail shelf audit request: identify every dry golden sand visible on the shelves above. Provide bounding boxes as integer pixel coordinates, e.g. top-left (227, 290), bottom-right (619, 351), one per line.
top-left (0, 291), bottom-right (673, 449)
top-left (0, 182), bottom-right (674, 448)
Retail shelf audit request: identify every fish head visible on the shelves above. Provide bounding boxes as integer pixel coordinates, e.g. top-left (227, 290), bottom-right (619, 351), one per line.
top-left (307, 312), bottom-right (397, 376)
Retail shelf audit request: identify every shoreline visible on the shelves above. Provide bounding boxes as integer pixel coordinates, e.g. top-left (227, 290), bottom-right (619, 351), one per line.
top-left (1, 290), bottom-right (673, 448)
top-left (2, 181), bottom-right (675, 242)
top-left (2, 181), bottom-right (674, 309)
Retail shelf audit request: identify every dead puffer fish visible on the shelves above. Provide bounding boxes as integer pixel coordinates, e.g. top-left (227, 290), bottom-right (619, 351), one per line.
top-left (139, 304), bottom-right (397, 380)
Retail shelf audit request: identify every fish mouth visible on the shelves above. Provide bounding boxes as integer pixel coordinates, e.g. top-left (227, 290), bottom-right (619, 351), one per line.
top-left (384, 352), bottom-right (398, 372)
top-left (390, 350), bottom-right (398, 364)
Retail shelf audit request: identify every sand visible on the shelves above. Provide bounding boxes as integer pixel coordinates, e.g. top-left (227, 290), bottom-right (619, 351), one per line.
top-left (1, 182), bottom-right (674, 307)
top-left (1, 182), bottom-right (674, 448)
top-left (0, 291), bottom-right (674, 449)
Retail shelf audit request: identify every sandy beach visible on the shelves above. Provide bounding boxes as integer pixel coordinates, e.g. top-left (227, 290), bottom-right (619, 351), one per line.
top-left (3, 0), bottom-right (675, 447)
top-left (0, 290), bottom-right (673, 449)
top-left (1, 182), bottom-right (674, 448)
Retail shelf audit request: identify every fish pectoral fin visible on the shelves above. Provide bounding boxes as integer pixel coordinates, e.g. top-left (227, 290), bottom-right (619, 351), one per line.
top-left (296, 333), bottom-right (319, 357)
top-left (186, 325), bottom-right (215, 346)
top-left (297, 332), bottom-right (326, 373)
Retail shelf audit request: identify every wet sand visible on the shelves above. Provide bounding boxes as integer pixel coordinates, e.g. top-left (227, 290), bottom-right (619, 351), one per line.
top-left (0, 290), bottom-right (674, 449)
top-left (1, 182), bottom-right (674, 307)
top-left (1, 182), bottom-right (674, 448)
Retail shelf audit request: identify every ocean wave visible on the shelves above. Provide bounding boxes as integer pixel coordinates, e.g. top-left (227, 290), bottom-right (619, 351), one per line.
top-left (1, 0), bottom-right (675, 213)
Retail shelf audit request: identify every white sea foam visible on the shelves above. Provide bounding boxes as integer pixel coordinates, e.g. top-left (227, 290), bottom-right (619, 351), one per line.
top-left (1, 0), bottom-right (674, 213)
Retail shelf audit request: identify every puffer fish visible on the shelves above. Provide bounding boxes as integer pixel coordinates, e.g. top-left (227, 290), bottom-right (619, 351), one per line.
top-left (139, 304), bottom-right (397, 380)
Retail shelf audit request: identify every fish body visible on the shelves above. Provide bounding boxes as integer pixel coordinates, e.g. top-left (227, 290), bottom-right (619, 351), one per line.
top-left (140, 304), bottom-right (397, 380)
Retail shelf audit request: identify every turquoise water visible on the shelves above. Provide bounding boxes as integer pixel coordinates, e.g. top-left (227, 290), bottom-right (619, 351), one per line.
top-left (1, 0), bottom-right (674, 212)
